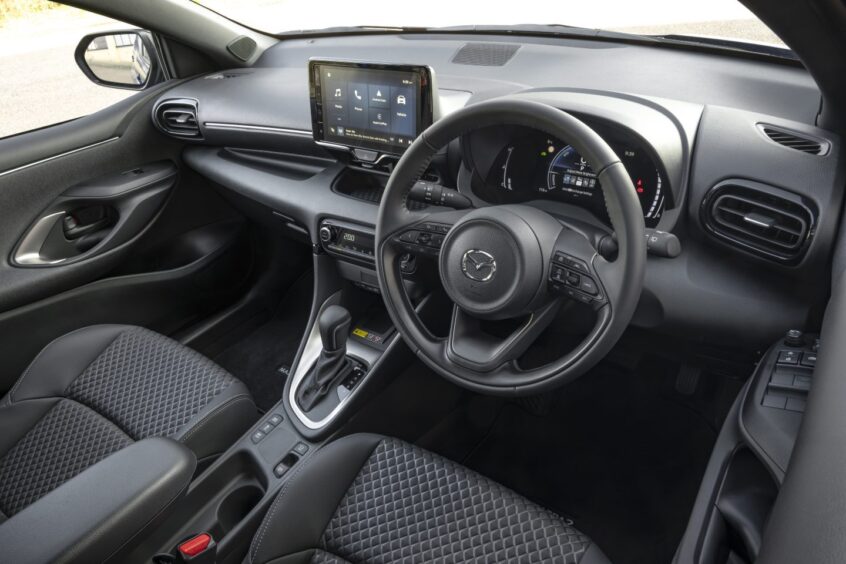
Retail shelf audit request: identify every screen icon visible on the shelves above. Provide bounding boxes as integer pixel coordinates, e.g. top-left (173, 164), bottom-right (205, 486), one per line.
top-left (354, 89), bottom-right (363, 100)
top-left (334, 88), bottom-right (342, 98)
top-left (396, 95), bottom-right (406, 105)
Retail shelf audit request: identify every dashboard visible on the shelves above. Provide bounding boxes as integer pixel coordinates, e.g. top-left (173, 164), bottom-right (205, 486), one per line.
top-left (466, 124), bottom-right (666, 227)
top-left (150, 32), bottom-right (844, 349)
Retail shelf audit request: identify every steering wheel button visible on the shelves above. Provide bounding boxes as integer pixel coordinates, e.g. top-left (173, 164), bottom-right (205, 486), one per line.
top-left (399, 231), bottom-right (418, 243)
top-left (579, 277), bottom-right (598, 295)
top-left (565, 272), bottom-right (581, 286)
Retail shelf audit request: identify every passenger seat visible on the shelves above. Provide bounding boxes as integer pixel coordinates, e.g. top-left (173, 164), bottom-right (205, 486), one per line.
top-left (0, 324), bottom-right (257, 520)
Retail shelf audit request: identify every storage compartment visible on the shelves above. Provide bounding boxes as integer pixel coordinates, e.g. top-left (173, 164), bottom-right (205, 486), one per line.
top-left (332, 167), bottom-right (427, 209)
top-left (216, 483), bottom-right (264, 535)
top-left (702, 447), bottom-right (778, 564)
top-left (124, 450), bottom-right (268, 563)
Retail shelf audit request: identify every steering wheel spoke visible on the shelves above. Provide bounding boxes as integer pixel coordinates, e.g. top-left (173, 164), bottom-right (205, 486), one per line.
top-left (388, 208), bottom-right (470, 257)
top-left (547, 228), bottom-right (612, 312)
top-left (446, 301), bottom-right (561, 372)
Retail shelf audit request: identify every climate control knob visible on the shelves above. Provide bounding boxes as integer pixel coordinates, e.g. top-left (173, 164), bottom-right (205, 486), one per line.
top-left (319, 225), bottom-right (335, 243)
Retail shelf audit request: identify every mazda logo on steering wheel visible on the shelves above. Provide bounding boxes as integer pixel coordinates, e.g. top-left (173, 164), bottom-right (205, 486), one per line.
top-left (461, 249), bottom-right (497, 282)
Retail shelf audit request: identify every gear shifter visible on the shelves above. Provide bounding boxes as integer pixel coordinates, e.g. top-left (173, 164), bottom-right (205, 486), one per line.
top-left (297, 305), bottom-right (353, 412)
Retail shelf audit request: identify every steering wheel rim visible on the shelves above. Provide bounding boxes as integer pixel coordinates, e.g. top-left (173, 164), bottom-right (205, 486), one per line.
top-left (376, 98), bottom-right (646, 396)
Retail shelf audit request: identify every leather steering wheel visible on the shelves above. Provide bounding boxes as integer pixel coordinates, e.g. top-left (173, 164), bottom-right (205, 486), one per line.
top-left (375, 98), bottom-right (646, 395)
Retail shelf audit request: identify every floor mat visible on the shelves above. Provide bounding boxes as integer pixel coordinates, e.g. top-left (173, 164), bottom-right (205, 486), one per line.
top-left (456, 363), bottom-right (718, 564)
top-left (214, 272), bottom-right (313, 411)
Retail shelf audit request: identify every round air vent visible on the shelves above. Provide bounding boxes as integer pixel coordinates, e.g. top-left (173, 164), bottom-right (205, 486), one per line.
top-left (701, 180), bottom-right (816, 264)
top-left (152, 98), bottom-right (202, 139)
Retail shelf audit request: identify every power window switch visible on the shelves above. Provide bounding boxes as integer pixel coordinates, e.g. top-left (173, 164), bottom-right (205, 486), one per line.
top-left (793, 375), bottom-right (812, 391)
top-left (770, 372), bottom-right (794, 387)
top-left (800, 353), bottom-right (817, 368)
top-left (785, 397), bottom-right (807, 413)
top-left (777, 350), bottom-right (800, 365)
top-left (762, 393), bottom-right (787, 409)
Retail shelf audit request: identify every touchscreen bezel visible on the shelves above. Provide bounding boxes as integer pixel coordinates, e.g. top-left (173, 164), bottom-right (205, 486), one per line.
top-left (309, 59), bottom-right (435, 156)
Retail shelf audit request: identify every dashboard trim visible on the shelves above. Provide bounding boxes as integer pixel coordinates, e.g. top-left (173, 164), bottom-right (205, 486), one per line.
top-left (203, 122), bottom-right (313, 137)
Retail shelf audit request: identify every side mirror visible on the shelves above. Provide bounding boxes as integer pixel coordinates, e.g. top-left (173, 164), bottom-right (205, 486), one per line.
top-left (75, 30), bottom-right (163, 90)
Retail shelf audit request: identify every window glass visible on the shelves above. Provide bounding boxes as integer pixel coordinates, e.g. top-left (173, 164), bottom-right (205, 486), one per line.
top-left (0, 3), bottom-right (136, 138)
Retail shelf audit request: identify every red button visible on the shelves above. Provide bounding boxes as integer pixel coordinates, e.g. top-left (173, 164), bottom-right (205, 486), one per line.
top-left (178, 533), bottom-right (212, 557)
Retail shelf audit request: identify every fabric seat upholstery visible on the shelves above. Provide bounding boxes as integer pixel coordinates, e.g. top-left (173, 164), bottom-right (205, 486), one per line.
top-left (249, 433), bottom-right (611, 564)
top-left (0, 324), bottom-right (257, 521)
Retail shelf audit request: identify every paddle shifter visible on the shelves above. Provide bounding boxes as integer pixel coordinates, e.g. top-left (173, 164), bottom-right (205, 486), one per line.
top-left (297, 305), bottom-right (353, 412)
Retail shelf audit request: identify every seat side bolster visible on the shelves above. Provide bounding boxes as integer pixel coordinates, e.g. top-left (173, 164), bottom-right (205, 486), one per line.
top-left (579, 543), bottom-right (612, 564)
top-left (249, 433), bottom-right (386, 564)
top-left (0, 437), bottom-right (196, 564)
top-left (8, 324), bottom-right (129, 403)
top-left (0, 397), bottom-right (61, 458)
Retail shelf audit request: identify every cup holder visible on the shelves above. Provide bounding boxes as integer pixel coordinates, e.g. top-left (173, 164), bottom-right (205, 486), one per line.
top-left (217, 483), bottom-right (264, 534)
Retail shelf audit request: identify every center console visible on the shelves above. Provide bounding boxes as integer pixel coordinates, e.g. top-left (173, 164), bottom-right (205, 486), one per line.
top-left (126, 61), bottom-right (446, 564)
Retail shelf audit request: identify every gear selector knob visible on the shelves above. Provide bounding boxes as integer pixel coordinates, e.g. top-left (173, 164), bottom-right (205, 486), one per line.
top-left (319, 305), bottom-right (352, 352)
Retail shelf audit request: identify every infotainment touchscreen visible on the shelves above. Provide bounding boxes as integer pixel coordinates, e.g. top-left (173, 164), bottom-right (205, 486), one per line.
top-left (309, 60), bottom-right (434, 155)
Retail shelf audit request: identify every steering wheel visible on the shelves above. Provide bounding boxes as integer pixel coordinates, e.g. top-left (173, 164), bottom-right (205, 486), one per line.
top-left (375, 98), bottom-right (646, 395)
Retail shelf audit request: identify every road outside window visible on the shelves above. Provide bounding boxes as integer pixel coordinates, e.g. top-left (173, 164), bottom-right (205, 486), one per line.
top-left (0, 2), bottom-right (135, 139)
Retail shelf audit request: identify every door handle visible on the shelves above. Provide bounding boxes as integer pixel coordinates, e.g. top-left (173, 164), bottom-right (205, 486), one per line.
top-left (12, 161), bottom-right (177, 267)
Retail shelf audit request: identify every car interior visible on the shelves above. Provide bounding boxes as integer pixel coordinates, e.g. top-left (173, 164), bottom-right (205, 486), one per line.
top-left (0, 0), bottom-right (845, 563)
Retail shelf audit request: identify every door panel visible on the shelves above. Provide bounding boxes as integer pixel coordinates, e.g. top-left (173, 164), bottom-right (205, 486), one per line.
top-left (0, 81), bottom-right (253, 394)
top-left (0, 84), bottom-right (184, 311)
top-left (12, 160), bottom-right (177, 267)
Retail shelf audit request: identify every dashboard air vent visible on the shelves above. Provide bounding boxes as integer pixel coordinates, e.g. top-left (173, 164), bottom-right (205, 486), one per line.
top-left (452, 43), bottom-right (520, 66)
top-left (758, 124), bottom-right (828, 155)
top-left (153, 99), bottom-right (201, 139)
top-left (702, 181), bottom-right (815, 263)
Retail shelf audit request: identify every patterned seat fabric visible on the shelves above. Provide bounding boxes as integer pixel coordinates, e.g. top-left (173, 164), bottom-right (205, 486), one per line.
top-left (314, 438), bottom-right (592, 563)
top-left (0, 326), bottom-right (251, 518)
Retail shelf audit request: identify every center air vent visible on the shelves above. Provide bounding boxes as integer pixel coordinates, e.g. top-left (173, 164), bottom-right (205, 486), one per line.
top-left (702, 181), bottom-right (815, 263)
top-left (452, 43), bottom-right (520, 66)
top-left (153, 99), bottom-right (201, 139)
top-left (758, 124), bottom-right (828, 155)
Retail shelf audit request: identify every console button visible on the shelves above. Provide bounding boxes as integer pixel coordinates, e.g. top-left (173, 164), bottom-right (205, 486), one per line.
top-left (259, 422), bottom-right (274, 434)
top-left (268, 414), bottom-right (283, 426)
top-left (292, 442), bottom-right (309, 456)
top-left (273, 462), bottom-right (290, 478)
top-left (250, 430), bottom-right (266, 444)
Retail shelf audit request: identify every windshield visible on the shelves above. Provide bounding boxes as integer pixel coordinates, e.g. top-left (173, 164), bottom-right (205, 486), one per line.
top-left (193, 0), bottom-right (786, 48)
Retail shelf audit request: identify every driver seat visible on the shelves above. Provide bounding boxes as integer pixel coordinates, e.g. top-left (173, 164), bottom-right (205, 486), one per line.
top-left (249, 433), bottom-right (610, 564)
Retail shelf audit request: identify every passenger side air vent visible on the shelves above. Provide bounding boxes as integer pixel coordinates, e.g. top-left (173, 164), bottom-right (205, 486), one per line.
top-left (452, 43), bottom-right (520, 66)
top-left (702, 181), bottom-right (815, 264)
top-left (758, 124), bottom-right (828, 155)
top-left (152, 99), bottom-right (202, 139)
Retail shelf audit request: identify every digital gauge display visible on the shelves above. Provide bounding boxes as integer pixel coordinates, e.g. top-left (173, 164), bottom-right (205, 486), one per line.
top-left (489, 131), bottom-right (665, 227)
